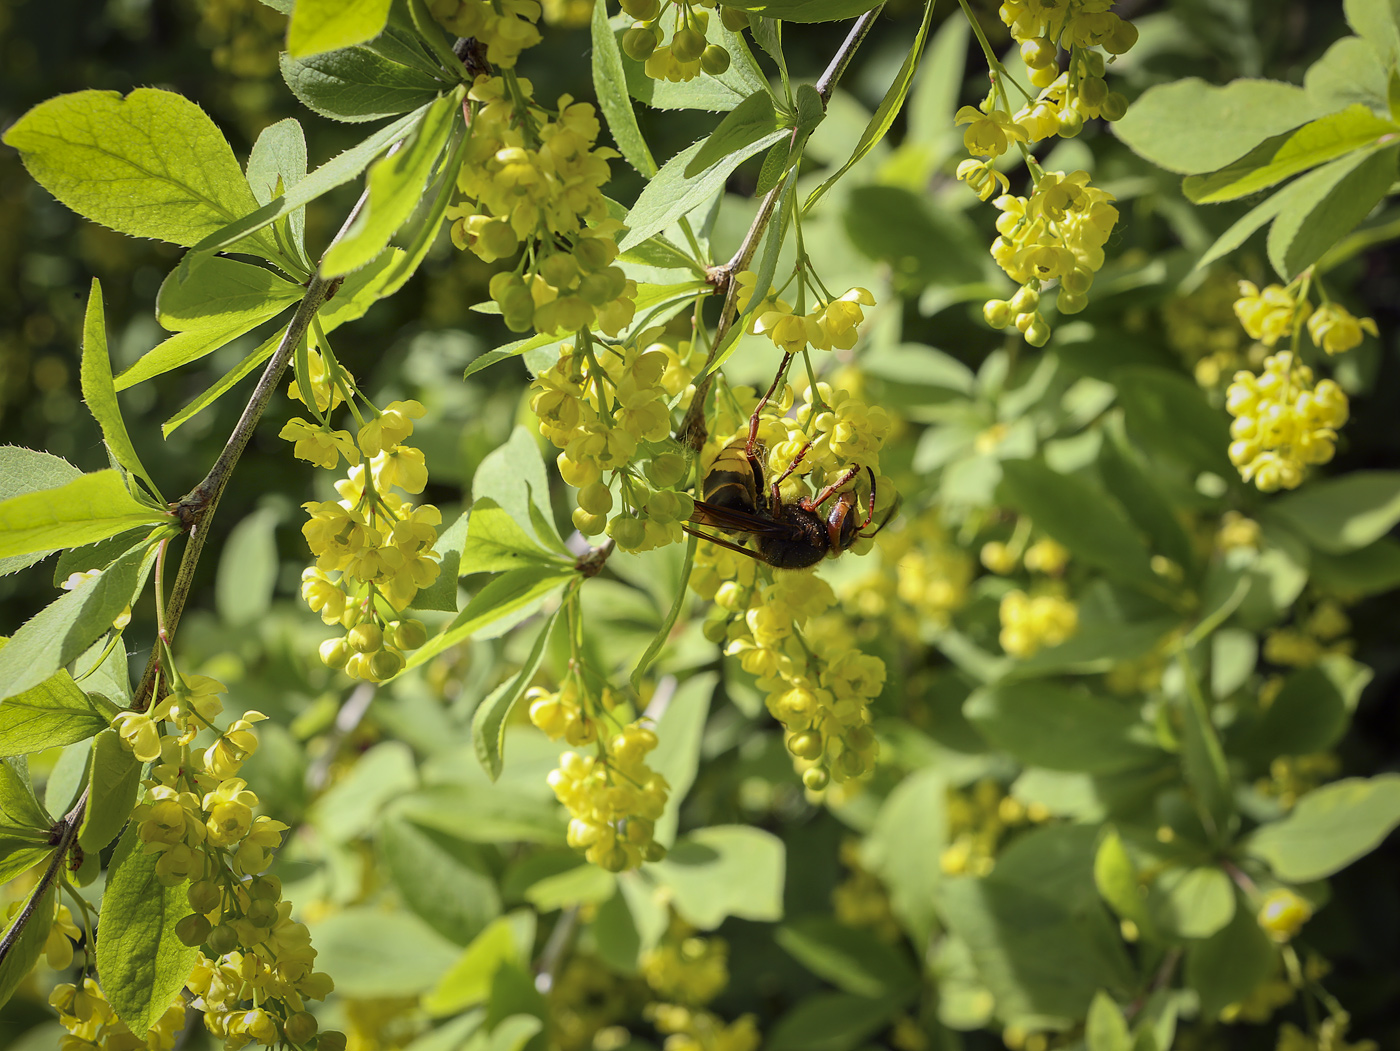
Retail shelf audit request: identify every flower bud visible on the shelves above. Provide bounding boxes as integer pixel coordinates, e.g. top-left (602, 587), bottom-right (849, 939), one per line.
top-left (719, 5), bottom-right (749, 30)
top-left (1008, 285), bottom-right (1040, 313)
top-left (572, 507), bottom-right (608, 535)
top-left (389, 619), bottom-right (428, 651)
top-left (802, 767), bottom-right (830, 792)
top-left (175, 914), bottom-right (212, 948)
top-left (700, 44), bottom-right (731, 75)
top-left (983, 299), bottom-right (1012, 329)
top-left (207, 924), bottom-right (238, 956)
top-left (319, 637), bottom-right (350, 669)
top-left (348, 622), bottom-right (382, 654)
top-left (671, 27), bottom-right (706, 62)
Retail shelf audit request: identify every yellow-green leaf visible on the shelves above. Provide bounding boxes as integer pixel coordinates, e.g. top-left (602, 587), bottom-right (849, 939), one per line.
top-left (0, 471), bottom-right (170, 561)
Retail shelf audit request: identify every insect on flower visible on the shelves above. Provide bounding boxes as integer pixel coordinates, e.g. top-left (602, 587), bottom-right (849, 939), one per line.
top-left (684, 358), bottom-right (896, 568)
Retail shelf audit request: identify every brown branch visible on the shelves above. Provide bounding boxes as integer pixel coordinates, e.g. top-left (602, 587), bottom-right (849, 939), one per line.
top-left (0, 788), bottom-right (87, 968)
top-left (675, 5), bottom-right (885, 452)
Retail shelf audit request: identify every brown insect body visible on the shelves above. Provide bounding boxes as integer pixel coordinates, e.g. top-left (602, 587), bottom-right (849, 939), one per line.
top-left (686, 437), bottom-right (880, 570)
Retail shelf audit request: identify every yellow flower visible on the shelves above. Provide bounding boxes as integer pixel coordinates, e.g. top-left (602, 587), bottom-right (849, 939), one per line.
top-left (279, 418), bottom-right (357, 469)
top-left (955, 105), bottom-right (1029, 158)
top-left (956, 158), bottom-right (1011, 201)
top-left (372, 444), bottom-right (428, 494)
top-left (1233, 281), bottom-right (1310, 347)
top-left (1306, 302), bottom-right (1377, 355)
top-left (357, 400), bottom-right (426, 457)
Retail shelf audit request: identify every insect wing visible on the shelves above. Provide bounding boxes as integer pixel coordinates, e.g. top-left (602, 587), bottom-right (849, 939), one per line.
top-left (689, 498), bottom-right (793, 539)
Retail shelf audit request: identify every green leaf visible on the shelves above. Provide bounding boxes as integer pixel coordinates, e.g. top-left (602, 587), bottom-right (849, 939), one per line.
top-left (407, 567), bottom-right (575, 669)
top-left (0, 447), bottom-right (81, 578)
top-left (649, 671), bottom-right (716, 848)
top-left (0, 877), bottom-right (56, 1011)
top-left (287, 0), bottom-right (393, 58)
top-left (2, 88), bottom-right (280, 260)
top-left (473, 608), bottom-right (559, 781)
top-left (723, 0), bottom-right (883, 20)
top-left (0, 649), bottom-right (117, 758)
top-left (1246, 774), bottom-right (1400, 881)
top-left (394, 782), bottom-right (566, 845)
top-left (964, 681), bottom-right (1161, 774)
top-left (777, 917), bottom-right (919, 1002)
top-left (804, 0), bottom-right (937, 211)
top-left (997, 460), bottom-right (1156, 588)
top-left (1093, 829), bottom-right (1152, 933)
top-left (96, 823), bottom-right (200, 1034)
top-left (379, 819), bottom-right (502, 945)
top-left (685, 91), bottom-right (780, 177)
top-left (312, 906), bottom-right (464, 998)
top-left (766, 992), bottom-right (903, 1051)
top-left (648, 825), bottom-right (784, 928)
top-left (1184, 105), bottom-right (1399, 203)
top-left (1114, 78), bottom-right (1326, 175)
top-left (1097, 433), bottom-right (1195, 570)
top-left (1305, 36), bottom-right (1391, 113)
top-left (1267, 142), bottom-right (1399, 280)
top-left (1085, 992), bottom-right (1132, 1051)
top-left (116, 313), bottom-right (285, 392)
top-left (246, 117), bottom-right (310, 267)
top-left (935, 873), bottom-right (1129, 1027)
top-left (459, 501), bottom-right (564, 577)
top-left (375, 126), bottom-right (473, 299)
top-left (1004, 618), bottom-right (1176, 680)
top-left (1269, 470), bottom-right (1400, 553)
top-left (281, 45), bottom-right (445, 123)
top-left (184, 103), bottom-right (430, 260)
top-left (864, 767), bottom-right (947, 946)
top-left (78, 728), bottom-right (141, 853)
top-left (215, 507), bottom-right (282, 627)
top-left (80, 281), bottom-right (158, 497)
top-left (1196, 187), bottom-right (1292, 270)
top-left (423, 915), bottom-right (528, 1016)
top-left (154, 255), bottom-right (303, 334)
top-left (1114, 366), bottom-right (1233, 476)
top-left (619, 129), bottom-right (789, 252)
top-left (0, 541), bottom-right (156, 703)
top-left (322, 89), bottom-right (459, 278)
top-left (0, 471), bottom-right (169, 561)
top-left (1311, 538), bottom-right (1400, 596)
top-left (472, 427), bottom-right (565, 553)
top-left (311, 741), bottom-right (419, 843)
top-left (1184, 896), bottom-right (1275, 1017)
top-left (591, 5), bottom-right (657, 177)
top-left (0, 758), bottom-right (52, 836)
top-left (1154, 866), bottom-right (1235, 940)
top-left (1241, 666), bottom-right (1350, 760)
top-left (524, 864), bottom-right (617, 911)
top-left (1346, 0), bottom-right (1400, 67)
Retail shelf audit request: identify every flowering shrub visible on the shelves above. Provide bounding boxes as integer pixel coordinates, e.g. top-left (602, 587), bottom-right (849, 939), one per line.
top-left (0, 2), bottom-right (1397, 1051)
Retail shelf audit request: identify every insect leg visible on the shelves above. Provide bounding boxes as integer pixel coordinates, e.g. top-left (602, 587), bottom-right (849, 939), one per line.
top-left (746, 352), bottom-right (793, 460)
top-left (810, 463), bottom-right (862, 509)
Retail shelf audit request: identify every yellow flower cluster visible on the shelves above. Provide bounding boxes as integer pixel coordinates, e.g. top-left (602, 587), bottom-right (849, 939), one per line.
top-left (107, 674), bottom-right (337, 1048)
top-left (446, 75), bottom-right (637, 337)
top-left (426, 0), bottom-right (542, 67)
top-left (619, 0), bottom-right (746, 81)
top-left (531, 337), bottom-right (701, 550)
top-left (738, 272), bottom-right (877, 354)
top-left (982, 170), bottom-right (1119, 345)
top-left (1000, 0), bottom-right (1138, 88)
top-left (692, 384), bottom-right (892, 789)
top-left (641, 925), bottom-right (730, 1006)
top-left (1225, 351), bottom-right (1349, 492)
top-left (1162, 272), bottom-right (1255, 388)
top-left (50, 979), bottom-right (186, 1051)
top-left (547, 723), bottom-right (670, 871)
top-left (940, 779), bottom-right (1048, 876)
top-left (1234, 280), bottom-right (1378, 356)
top-left (290, 400), bottom-right (440, 682)
top-left (998, 588), bottom-right (1078, 658)
top-left (1263, 598), bottom-right (1353, 668)
top-left (641, 924), bottom-right (761, 1051)
top-left (839, 509), bottom-right (971, 641)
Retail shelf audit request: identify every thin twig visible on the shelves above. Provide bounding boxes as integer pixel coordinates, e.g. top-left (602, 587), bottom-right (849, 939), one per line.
top-left (134, 272), bottom-right (340, 709)
top-left (675, 9), bottom-right (882, 451)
